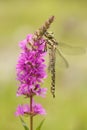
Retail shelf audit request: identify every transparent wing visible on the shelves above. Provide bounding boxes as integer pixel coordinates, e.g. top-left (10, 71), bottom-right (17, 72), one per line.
top-left (56, 48), bottom-right (69, 69)
top-left (58, 42), bottom-right (86, 55)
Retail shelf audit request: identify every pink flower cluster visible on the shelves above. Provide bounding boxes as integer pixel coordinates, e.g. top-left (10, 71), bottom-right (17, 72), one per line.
top-left (16, 34), bottom-right (47, 116)
top-left (16, 103), bottom-right (46, 116)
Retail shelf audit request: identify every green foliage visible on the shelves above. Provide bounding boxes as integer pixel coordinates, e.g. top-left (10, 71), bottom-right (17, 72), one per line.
top-left (19, 117), bottom-right (29, 130)
top-left (36, 119), bottom-right (45, 130)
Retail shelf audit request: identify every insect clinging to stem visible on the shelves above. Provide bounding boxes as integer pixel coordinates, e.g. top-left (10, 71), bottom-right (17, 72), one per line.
top-left (32, 16), bottom-right (86, 98)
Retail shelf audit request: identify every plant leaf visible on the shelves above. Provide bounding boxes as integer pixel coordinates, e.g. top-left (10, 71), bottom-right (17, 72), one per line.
top-left (36, 119), bottom-right (45, 130)
top-left (19, 117), bottom-right (29, 130)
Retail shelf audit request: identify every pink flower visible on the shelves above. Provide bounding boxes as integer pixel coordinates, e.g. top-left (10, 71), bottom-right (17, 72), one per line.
top-left (19, 39), bottom-right (27, 50)
top-left (15, 103), bottom-right (46, 116)
top-left (17, 83), bottom-right (47, 97)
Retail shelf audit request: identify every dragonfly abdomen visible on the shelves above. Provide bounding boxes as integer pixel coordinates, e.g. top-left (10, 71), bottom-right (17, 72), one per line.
top-left (50, 61), bottom-right (55, 98)
top-left (49, 46), bottom-right (56, 98)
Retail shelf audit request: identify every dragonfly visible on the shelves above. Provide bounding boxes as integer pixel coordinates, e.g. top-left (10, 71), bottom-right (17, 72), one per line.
top-left (43, 31), bottom-right (86, 98)
top-left (32, 16), bottom-right (86, 98)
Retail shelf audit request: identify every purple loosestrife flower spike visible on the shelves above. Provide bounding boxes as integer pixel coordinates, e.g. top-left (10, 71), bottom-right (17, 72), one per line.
top-left (16, 34), bottom-right (47, 98)
top-left (16, 16), bottom-right (55, 130)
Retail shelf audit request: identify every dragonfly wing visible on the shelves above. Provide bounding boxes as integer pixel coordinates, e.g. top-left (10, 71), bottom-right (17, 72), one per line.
top-left (56, 48), bottom-right (69, 69)
top-left (58, 42), bottom-right (86, 55)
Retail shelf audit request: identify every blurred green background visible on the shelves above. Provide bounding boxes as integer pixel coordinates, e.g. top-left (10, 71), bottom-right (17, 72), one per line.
top-left (0, 0), bottom-right (87, 130)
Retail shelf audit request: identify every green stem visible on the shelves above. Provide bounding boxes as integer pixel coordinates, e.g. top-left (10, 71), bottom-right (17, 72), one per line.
top-left (30, 96), bottom-right (33, 130)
